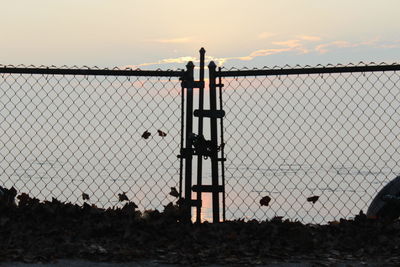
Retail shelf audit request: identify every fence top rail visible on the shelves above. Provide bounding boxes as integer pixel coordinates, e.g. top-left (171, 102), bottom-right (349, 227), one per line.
top-left (0, 65), bottom-right (185, 77)
top-left (217, 63), bottom-right (400, 77)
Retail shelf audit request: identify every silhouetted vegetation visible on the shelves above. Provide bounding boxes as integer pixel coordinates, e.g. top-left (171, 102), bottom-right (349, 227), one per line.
top-left (1, 187), bottom-right (400, 265)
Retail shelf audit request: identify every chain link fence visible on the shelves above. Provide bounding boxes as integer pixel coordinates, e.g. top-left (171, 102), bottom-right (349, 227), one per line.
top-left (1, 62), bottom-right (400, 224)
top-left (0, 65), bottom-right (183, 210)
top-left (220, 64), bottom-right (400, 223)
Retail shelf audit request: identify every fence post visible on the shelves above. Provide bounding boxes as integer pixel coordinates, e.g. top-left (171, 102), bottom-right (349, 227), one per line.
top-left (183, 61), bottom-right (195, 222)
top-left (208, 61), bottom-right (220, 223)
top-left (218, 67), bottom-right (226, 222)
top-left (195, 48), bottom-right (206, 223)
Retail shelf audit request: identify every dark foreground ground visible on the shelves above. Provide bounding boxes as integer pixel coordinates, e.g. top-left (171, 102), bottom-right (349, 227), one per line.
top-left (1, 193), bottom-right (400, 266)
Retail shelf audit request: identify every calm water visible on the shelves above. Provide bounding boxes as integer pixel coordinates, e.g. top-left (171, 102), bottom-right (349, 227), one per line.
top-left (4, 157), bottom-right (397, 224)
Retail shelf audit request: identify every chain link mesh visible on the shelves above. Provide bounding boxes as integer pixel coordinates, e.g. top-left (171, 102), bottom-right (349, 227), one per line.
top-left (1, 62), bottom-right (400, 224)
top-left (221, 63), bottom-right (400, 223)
top-left (0, 66), bottom-right (183, 210)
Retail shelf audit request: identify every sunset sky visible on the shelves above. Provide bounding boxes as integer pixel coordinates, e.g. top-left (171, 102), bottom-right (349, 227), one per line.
top-left (2, 0), bottom-right (400, 69)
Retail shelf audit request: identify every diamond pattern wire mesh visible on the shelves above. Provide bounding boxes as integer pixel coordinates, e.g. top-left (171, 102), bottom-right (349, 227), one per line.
top-left (0, 67), bottom-right (183, 210)
top-left (220, 64), bottom-right (400, 224)
top-left (1, 62), bottom-right (400, 224)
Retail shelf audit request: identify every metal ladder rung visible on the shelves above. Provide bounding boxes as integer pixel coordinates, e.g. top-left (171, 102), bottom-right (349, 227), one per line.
top-left (192, 185), bottom-right (224, 193)
top-left (179, 51), bottom-right (225, 223)
top-left (177, 148), bottom-right (196, 158)
top-left (194, 109), bottom-right (225, 118)
top-left (190, 199), bottom-right (202, 207)
top-left (181, 80), bottom-right (205, 89)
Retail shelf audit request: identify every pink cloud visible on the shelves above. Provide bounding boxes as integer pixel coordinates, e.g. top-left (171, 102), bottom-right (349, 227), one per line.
top-left (315, 41), bottom-right (352, 54)
top-left (128, 37), bottom-right (396, 68)
top-left (123, 56), bottom-right (197, 68)
top-left (272, 39), bottom-right (302, 48)
top-left (314, 39), bottom-right (381, 54)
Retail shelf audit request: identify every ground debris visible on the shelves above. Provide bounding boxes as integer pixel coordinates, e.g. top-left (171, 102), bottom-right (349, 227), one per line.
top-left (0, 191), bottom-right (400, 265)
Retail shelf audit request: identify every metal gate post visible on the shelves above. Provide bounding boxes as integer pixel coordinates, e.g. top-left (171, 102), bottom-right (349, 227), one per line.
top-left (183, 61), bottom-right (195, 222)
top-left (218, 67), bottom-right (226, 222)
top-left (208, 61), bottom-right (220, 223)
top-left (179, 51), bottom-right (225, 224)
top-left (195, 48), bottom-right (206, 223)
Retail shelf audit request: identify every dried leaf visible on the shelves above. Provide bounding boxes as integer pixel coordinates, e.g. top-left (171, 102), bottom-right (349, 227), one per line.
top-left (118, 192), bottom-right (129, 202)
top-left (17, 193), bottom-right (39, 207)
top-left (88, 244), bottom-right (107, 254)
top-left (169, 187), bottom-right (179, 198)
top-left (122, 202), bottom-right (138, 214)
top-left (0, 186), bottom-right (17, 206)
top-left (307, 195), bottom-right (319, 204)
top-left (157, 130), bottom-right (167, 137)
top-left (260, 196), bottom-right (271, 206)
top-left (141, 130), bottom-right (151, 139)
top-left (17, 192), bottom-right (30, 202)
top-left (82, 193), bottom-right (90, 201)
top-left (271, 216), bottom-right (283, 222)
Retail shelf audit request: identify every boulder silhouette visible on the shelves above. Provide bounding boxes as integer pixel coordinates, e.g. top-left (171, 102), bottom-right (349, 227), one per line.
top-left (367, 175), bottom-right (400, 220)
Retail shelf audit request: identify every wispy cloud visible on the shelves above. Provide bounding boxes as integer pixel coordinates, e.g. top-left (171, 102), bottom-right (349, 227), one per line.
top-left (237, 48), bottom-right (294, 61)
top-left (271, 39), bottom-right (310, 54)
top-left (272, 39), bottom-right (302, 48)
top-left (128, 37), bottom-right (397, 68)
top-left (129, 38), bottom-right (310, 67)
top-left (214, 37), bottom-right (393, 64)
top-left (124, 56), bottom-right (197, 68)
top-left (204, 46), bottom-right (305, 65)
top-left (379, 40), bottom-right (400, 49)
top-left (205, 56), bottom-right (231, 66)
top-left (315, 41), bottom-right (352, 54)
top-left (315, 38), bottom-right (380, 54)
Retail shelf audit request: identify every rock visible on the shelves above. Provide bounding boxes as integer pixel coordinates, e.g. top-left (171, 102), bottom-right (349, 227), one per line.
top-left (367, 176), bottom-right (400, 220)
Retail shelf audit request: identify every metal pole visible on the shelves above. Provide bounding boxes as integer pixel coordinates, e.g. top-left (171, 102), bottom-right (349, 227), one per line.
top-left (208, 61), bottom-right (220, 223)
top-left (184, 61), bottom-right (195, 222)
top-left (179, 77), bottom-right (185, 199)
top-left (218, 67), bottom-right (226, 222)
top-left (196, 48), bottom-right (206, 223)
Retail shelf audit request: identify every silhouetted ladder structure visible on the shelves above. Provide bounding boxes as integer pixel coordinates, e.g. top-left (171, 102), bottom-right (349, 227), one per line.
top-left (178, 48), bottom-right (226, 223)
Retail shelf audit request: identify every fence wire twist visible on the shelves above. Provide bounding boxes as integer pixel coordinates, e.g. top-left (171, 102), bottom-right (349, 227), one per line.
top-left (0, 66), bottom-right (183, 210)
top-left (221, 63), bottom-right (400, 223)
